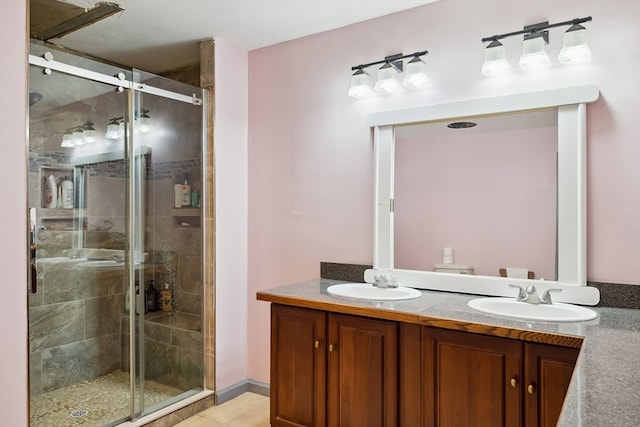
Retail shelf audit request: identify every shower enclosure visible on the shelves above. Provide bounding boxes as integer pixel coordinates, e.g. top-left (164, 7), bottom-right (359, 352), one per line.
top-left (28, 41), bottom-right (206, 426)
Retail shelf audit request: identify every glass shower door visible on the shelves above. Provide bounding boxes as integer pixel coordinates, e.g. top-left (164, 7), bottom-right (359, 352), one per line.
top-left (28, 52), bottom-right (134, 426)
top-left (28, 42), bottom-right (205, 426)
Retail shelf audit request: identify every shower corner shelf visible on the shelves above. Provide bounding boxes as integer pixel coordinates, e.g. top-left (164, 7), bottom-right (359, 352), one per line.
top-left (172, 208), bottom-right (201, 228)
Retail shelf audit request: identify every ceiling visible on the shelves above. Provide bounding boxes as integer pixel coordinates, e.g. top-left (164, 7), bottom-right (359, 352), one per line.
top-left (31, 0), bottom-right (440, 73)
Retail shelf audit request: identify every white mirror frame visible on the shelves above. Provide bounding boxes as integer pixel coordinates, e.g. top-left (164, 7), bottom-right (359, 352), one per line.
top-left (365, 85), bottom-right (601, 305)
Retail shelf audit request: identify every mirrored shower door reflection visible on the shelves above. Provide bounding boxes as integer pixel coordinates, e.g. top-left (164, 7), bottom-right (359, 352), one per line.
top-left (28, 43), bottom-right (204, 426)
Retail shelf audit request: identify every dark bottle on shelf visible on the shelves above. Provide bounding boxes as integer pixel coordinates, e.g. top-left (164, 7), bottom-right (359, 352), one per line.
top-left (146, 280), bottom-right (158, 312)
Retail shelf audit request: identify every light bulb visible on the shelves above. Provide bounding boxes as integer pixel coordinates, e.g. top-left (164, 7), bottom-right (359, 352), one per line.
top-left (481, 40), bottom-right (511, 76)
top-left (559, 24), bottom-right (591, 64)
top-left (348, 68), bottom-right (374, 98)
top-left (519, 34), bottom-right (550, 71)
top-left (403, 56), bottom-right (429, 89)
top-left (375, 62), bottom-right (402, 94)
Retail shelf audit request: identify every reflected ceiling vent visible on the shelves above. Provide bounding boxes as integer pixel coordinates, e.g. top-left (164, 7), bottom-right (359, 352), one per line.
top-left (30, 0), bottom-right (123, 41)
top-left (447, 121), bottom-right (477, 129)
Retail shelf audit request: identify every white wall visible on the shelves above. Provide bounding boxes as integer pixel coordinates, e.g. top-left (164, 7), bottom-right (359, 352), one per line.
top-left (246, 0), bottom-right (640, 383)
top-left (0, 1), bottom-right (29, 425)
top-left (214, 39), bottom-right (249, 390)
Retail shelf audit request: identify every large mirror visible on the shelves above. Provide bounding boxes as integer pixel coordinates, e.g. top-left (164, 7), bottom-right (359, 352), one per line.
top-left (366, 85), bottom-right (601, 305)
top-left (394, 110), bottom-right (557, 280)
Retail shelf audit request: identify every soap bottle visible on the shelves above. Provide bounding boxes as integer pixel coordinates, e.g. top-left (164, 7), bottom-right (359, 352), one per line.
top-left (145, 280), bottom-right (158, 312)
top-left (161, 283), bottom-right (172, 312)
top-left (61, 176), bottom-right (74, 209)
top-left (43, 174), bottom-right (57, 208)
top-left (191, 185), bottom-right (199, 208)
top-left (181, 179), bottom-right (191, 206)
top-left (174, 181), bottom-right (183, 208)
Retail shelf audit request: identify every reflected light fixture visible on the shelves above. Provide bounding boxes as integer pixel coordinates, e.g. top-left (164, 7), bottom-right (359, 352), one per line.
top-left (348, 50), bottom-right (428, 98)
top-left (481, 16), bottom-right (592, 75)
top-left (72, 127), bottom-right (85, 145)
top-left (82, 122), bottom-right (97, 144)
top-left (60, 131), bottom-right (74, 148)
top-left (105, 117), bottom-right (123, 139)
top-left (137, 109), bottom-right (152, 133)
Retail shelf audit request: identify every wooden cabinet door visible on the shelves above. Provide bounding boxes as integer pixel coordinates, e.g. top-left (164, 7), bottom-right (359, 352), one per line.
top-left (524, 343), bottom-right (579, 427)
top-left (422, 327), bottom-right (523, 427)
top-left (327, 313), bottom-right (398, 427)
top-left (271, 304), bottom-right (327, 427)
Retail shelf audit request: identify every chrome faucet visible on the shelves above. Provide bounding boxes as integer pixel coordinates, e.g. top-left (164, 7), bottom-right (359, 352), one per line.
top-left (373, 274), bottom-right (399, 289)
top-left (509, 284), bottom-right (562, 305)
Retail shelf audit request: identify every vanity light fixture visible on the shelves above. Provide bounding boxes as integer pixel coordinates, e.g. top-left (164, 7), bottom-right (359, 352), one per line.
top-left (348, 50), bottom-right (429, 98)
top-left (60, 131), bottom-right (74, 148)
top-left (481, 16), bottom-right (592, 75)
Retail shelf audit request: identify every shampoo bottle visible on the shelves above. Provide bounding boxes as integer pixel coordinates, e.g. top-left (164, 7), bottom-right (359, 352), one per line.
top-left (61, 176), bottom-right (74, 209)
top-left (191, 186), bottom-right (199, 208)
top-left (161, 283), bottom-right (173, 312)
top-left (181, 179), bottom-right (191, 206)
top-left (43, 175), bottom-right (57, 208)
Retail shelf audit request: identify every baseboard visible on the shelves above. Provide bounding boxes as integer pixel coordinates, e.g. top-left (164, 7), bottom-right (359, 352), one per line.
top-left (215, 379), bottom-right (270, 404)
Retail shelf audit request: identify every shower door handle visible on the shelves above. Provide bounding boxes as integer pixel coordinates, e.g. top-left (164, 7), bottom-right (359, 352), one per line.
top-left (29, 207), bottom-right (37, 294)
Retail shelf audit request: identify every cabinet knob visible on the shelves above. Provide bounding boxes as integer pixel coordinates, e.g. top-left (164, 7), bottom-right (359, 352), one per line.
top-left (314, 340), bottom-right (321, 349)
top-left (510, 378), bottom-right (518, 388)
top-left (527, 384), bottom-right (536, 394)
top-left (329, 344), bottom-right (336, 352)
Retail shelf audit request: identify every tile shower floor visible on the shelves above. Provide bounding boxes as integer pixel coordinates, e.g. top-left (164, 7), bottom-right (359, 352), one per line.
top-left (30, 370), bottom-right (183, 426)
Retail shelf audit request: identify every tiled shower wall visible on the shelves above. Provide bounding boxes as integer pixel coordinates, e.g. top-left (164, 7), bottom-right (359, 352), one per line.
top-left (28, 155), bottom-right (202, 395)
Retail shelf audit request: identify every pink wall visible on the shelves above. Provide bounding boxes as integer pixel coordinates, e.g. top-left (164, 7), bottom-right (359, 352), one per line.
top-left (0, 1), bottom-right (29, 425)
top-left (214, 39), bottom-right (249, 390)
top-left (247, 0), bottom-right (640, 383)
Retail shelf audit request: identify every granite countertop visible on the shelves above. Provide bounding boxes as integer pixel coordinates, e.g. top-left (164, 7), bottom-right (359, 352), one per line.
top-left (257, 279), bottom-right (640, 427)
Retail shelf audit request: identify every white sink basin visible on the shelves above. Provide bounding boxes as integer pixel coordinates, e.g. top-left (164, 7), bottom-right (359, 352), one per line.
top-left (327, 283), bottom-right (421, 301)
top-left (468, 297), bottom-right (598, 322)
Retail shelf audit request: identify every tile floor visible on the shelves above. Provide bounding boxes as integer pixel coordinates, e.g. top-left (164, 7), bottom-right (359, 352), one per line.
top-left (175, 392), bottom-right (270, 427)
top-left (30, 370), bottom-right (184, 427)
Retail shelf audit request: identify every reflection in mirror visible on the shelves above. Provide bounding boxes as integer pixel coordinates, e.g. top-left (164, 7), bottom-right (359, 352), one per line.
top-left (394, 110), bottom-right (558, 280)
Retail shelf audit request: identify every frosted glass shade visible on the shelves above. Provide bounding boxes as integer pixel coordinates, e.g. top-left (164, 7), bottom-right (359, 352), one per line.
top-left (374, 62), bottom-right (402, 94)
top-left (105, 123), bottom-right (120, 139)
top-left (559, 24), bottom-right (591, 64)
top-left (137, 117), bottom-right (152, 133)
top-left (83, 127), bottom-right (96, 144)
top-left (73, 130), bottom-right (85, 145)
top-left (61, 133), bottom-right (74, 148)
top-left (403, 57), bottom-right (429, 89)
top-left (348, 69), bottom-right (374, 98)
top-left (519, 35), bottom-right (550, 71)
top-left (481, 40), bottom-right (510, 76)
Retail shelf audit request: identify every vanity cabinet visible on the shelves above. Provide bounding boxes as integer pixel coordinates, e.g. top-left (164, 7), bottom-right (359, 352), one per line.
top-left (269, 304), bottom-right (578, 427)
top-left (421, 327), bottom-right (579, 427)
top-left (270, 304), bottom-right (398, 427)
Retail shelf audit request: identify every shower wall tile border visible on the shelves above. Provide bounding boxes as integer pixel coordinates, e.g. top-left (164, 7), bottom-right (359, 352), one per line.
top-left (320, 262), bottom-right (640, 310)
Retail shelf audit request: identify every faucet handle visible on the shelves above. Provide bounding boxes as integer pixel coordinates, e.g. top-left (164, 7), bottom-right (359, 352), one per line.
top-left (508, 284), bottom-right (527, 302)
top-left (541, 288), bottom-right (562, 304)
